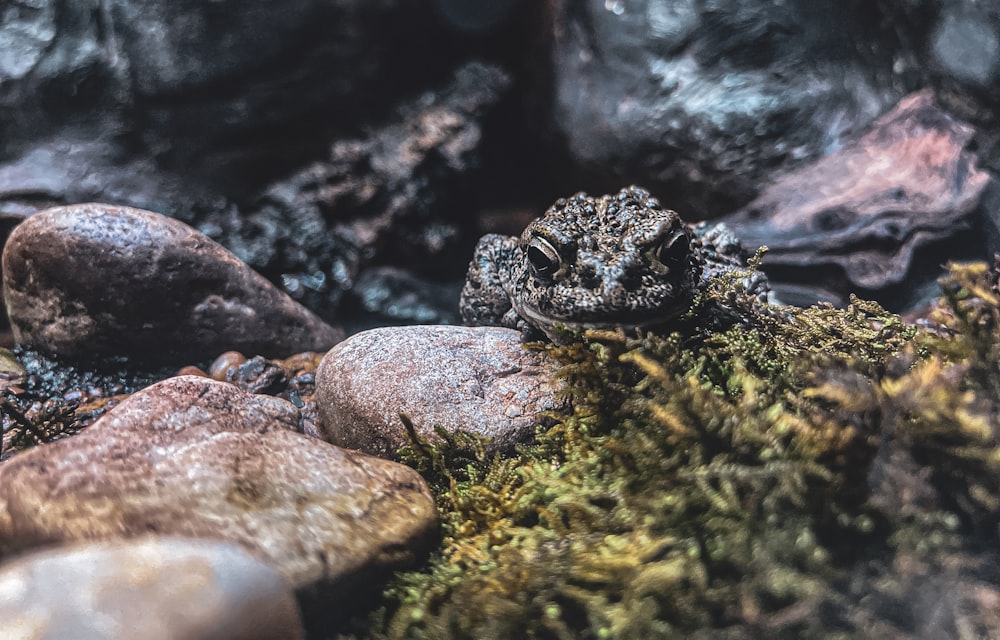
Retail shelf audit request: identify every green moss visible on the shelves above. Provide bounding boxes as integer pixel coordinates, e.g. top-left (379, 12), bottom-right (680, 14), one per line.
top-left (346, 260), bottom-right (1000, 639)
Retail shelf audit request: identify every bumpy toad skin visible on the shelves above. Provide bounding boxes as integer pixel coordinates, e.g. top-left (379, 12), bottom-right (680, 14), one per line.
top-left (460, 185), bottom-right (763, 341)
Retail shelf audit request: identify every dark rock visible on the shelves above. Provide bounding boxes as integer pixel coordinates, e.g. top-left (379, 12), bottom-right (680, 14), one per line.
top-left (315, 325), bottom-right (566, 458)
top-left (0, 375), bottom-right (438, 623)
top-left (0, 537), bottom-right (304, 640)
top-left (344, 266), bottom-right (462, 331)
top-left (930, 3), bottom-right (1000, 92)
top-left (2, 203), bottom-right (343, 363)
top-left (719, 91), bottom-right (990, 307)
top-left (547, 0), bottom-right (913, 212)
top-left (208, 61), bottom-right (511, 313)
top-left (0, 1), bottom-right (456, 209)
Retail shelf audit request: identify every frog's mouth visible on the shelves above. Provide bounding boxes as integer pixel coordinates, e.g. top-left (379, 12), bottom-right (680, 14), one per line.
top-left (514, 300), bottom-right (685, 336)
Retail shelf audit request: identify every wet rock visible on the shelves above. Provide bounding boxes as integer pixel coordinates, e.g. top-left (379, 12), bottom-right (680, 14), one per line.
top-left (548, 1), bottom-right (910, 212)
top-left (316, 325), bottom-right (566, 458)
top-left (0, 376), bottom-right (438, 621)
top-left (720, 91), bottom-right (990, 308)
top-left (0, 537), bottom-right (304, 640)
top-left (2, 203), bottom-right (343, 363)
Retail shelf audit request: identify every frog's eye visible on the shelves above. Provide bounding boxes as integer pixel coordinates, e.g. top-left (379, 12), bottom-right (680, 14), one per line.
top-left (653, 231), bottom-right (690, 273)
top-left (526, 236), bottom-right (561, 279)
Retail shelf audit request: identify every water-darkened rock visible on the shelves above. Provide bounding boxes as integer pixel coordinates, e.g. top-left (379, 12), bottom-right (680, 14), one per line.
top-left (2, 203), bottom-right (343, 363)
top-left (0, 375), bottom-right (438, 623)
top-left (0, 537), bottom-right (304, 640)
top-left (316, 325), bottom-right (566, 458)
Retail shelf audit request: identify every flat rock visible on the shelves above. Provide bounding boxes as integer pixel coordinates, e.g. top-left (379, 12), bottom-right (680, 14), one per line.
top-left (720, 90), bottom-right (990, 306)
top-left (0, 376), bottom-right (437, 623)
top-left (0, 537), bottom-right (303, 640)
top-left (2, 203), bottom-right (343, 363)
top-left (316, 325), bottom-right (566, 458)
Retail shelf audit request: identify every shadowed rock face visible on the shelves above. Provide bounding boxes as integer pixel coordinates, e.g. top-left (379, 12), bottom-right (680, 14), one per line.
top-left (2, 203), bottom-right (343, 363)
top-left (719, 91), bottom-right (990, 306)
top-left (0, 376), bottom-right (438, 616)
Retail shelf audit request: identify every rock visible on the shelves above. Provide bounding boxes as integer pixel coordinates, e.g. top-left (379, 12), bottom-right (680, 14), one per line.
top-left (344, 266), bottom-right (462, 332)
top-left (930, 2), bottom-right (1000, 92)
top-left (0, 537), bottom-right (304, 640)
top-left (2, 203), bottom-right (343, 363)
top-left (719, 91), bottom-right (990, 308)
top-left (213, 61), bottom-right (510, 313)
top-left (547, 0), bottom-right (910, 212)
top-left (316, 325), bottom-right (566, 458)
top-left (0, 1), bottom-right (457, 214)
top-left (0, 376), bottom-right (438, 624)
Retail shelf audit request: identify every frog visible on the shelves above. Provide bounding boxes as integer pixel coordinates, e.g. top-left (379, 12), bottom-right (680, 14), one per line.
top-left (459, 185), bottom-right (768, 341)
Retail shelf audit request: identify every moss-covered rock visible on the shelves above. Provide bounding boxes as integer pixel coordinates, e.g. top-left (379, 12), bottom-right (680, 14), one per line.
top-left (342, 258), bottom-right (1000, 638)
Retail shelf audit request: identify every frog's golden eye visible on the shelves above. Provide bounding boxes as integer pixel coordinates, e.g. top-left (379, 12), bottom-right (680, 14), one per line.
top-left (652, 231), bottom-right (690, 274)
top-left (526, 236), bottom-right (561, 279)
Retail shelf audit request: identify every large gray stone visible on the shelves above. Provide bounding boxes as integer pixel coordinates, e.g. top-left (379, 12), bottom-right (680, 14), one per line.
top-left (2, 203), bottom-right (343, 363)
top-left (316, 325), bottom-right (566, 458)
top-left (548, 0), bottom-right (908, 212)
top-left (0, 537), bottom-right (304, 640)
top-left (0, 376), bottom-right (437, 612)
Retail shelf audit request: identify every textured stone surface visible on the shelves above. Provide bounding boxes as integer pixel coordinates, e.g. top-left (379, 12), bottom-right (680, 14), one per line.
top-left (0, 0), bottom-right (453, 210)
top-left (2, 203), bottom-right (343, 363)
top-left (0, 376), bottom-right (437, 610)
top-left (547, 0), bottom-right (909, 212)
top-left (720, 91), bottom-right (990, 307)
top-left (316, 325), bottom-right (566, 458)
top-left (0, 537), bottom-right (304, 640)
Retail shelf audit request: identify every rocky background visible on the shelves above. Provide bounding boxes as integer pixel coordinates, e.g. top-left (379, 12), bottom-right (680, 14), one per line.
top-left (3, 1), bottom-right (1000, 637)
top-left (3, 0), bottom-right (998, 332)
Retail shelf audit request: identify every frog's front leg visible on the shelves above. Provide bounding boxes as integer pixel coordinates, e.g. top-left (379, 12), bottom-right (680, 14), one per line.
top-left (460, 234), bottom-right (523, 330)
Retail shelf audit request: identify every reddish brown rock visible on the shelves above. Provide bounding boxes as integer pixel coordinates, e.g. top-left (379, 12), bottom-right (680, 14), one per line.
top-left (0, 537), bottom-right (304, 640)
top-left (316, 325), bottom-right (566, 458)
top-left (0, 376), bottom-right (437, 613)
top-left (721, 90), bottom-right (990, 305)
top-left (2, 203), bottom-right (343, 363)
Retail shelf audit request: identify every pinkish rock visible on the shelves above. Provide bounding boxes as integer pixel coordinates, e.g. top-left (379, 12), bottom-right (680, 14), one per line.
top-left (0, 376), bottom-right (437, 616)
top-left (2, 203), bottom-right (343, 363)
top-left (0, 537), bottom-right (304, 640)
top-left (315, 325), bottom-right (566, 458)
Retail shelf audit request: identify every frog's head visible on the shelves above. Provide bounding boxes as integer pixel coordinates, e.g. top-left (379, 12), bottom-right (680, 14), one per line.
top-left (511, 186), bottom-right (703, 338)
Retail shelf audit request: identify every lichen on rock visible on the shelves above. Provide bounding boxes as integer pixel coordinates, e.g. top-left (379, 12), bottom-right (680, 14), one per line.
top-left (339, 256), bottom-right (1000, 638)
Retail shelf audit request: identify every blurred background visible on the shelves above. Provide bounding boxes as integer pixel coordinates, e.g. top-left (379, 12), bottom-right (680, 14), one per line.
top-left (2, 0), bottom-right (999, 331)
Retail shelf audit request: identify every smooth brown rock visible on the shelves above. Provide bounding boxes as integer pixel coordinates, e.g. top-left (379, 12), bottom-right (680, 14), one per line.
top-left (0, 376), bottom-right (437, 612)
top-left (316, 325), bottom-right (566, 458)
top-left (0, 537), bottom-right (304, 640)
top-left (2, 203), bottom-right (343, 363)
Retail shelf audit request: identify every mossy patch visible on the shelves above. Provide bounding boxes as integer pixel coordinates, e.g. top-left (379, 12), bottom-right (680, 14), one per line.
top-left (342, 259), bottom-right (1000, 639)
